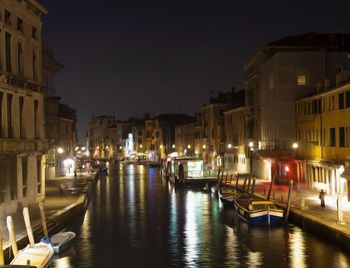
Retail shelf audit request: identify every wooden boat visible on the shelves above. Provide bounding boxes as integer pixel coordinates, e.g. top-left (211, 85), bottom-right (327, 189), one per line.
top-left (10, 243), bottom-right (54, 268)
top-left (233, 194), bottom-right (284, 224)
top-left (167, 157), bottom-right (218, 188)
top-left (48, 231), bottom-right (76, 254)
top-left (38, 203), bottom-right (76, 254)
top-left (219, 193), bottom-right (235, 209)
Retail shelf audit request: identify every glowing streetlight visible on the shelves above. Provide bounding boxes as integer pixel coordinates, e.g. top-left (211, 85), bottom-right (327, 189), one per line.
top-left (249, 141), bottom-right (254, 148)
top-left (187, 145), bottom-right (191, 149)
top-left (139, 144), bottom-right (143, 148)
top-left (57, 147), bottom-right (64, 154)
top-left (227, 144), bottom-right (232, 149)
top-left (292, 142), bottom-right (299, 149)
top-left (172, 144), bottom-right (176, 149)
top-left (202, 144), bottom-right (206, 149)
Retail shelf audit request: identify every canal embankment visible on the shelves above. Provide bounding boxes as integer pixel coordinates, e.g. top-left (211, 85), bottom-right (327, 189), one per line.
top-left (1, 171), bottom-right (99, 262)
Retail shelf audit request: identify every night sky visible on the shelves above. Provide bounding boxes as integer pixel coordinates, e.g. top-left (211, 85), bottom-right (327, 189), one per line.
top-left (40, 0), bottom-right (350, 142)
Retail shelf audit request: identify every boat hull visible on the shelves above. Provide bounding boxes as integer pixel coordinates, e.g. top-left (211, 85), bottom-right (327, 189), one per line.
top-left (233, 198), bottom-right (284, 225)
top-left (51, 231), bottom-right (76, 254)
top-left (10, 243), bottom-right (54, 268)
top-left (219, 196), bottom-right (234, 209)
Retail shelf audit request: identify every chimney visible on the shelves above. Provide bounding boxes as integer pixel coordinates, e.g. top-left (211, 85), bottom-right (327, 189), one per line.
top-left (336, 73), bottom-right (342, 87)
top-left (316, 82), bottom-right (322, 93)
top-left (324, 79), bottom-right (330, 90)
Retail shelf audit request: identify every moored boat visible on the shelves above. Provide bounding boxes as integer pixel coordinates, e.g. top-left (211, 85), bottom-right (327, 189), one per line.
top-left (233, 194), bottom-right (284, 224)
top-left (219, 193), bottom-right (235, 209)
top-left (10, 243), bottom-right (54, 268)
top-left (50, 231), bottom-right (76, 254)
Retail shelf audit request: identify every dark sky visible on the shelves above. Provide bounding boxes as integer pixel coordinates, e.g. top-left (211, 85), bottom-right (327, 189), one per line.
top-left (40, 0), bottom-right (350, 142)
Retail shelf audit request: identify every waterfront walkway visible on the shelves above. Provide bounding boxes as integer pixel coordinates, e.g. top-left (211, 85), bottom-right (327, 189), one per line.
top-left (0, 172), bottom-right (96, 252)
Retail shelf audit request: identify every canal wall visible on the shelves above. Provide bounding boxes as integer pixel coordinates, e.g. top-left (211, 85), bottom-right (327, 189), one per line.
top-left (3, 172), bottom-right (99, 262)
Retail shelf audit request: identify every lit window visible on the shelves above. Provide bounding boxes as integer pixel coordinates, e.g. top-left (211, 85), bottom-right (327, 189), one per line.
top-left (297, 75), bottom-right (307, 86)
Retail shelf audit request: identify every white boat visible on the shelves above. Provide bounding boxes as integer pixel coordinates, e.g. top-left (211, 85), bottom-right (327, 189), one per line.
top-left (10, 243), bottom-right (54, 268)
top-left (50, 231), bottom-right (76, 254)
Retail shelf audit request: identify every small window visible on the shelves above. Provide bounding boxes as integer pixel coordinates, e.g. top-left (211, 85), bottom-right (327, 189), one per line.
top-left (297, 75), bottom-right (307, 86)
top-left (339, 93), bottom-right (344, 110)
top-left (17, 18), bottom-right (23, 31)
top-left (32, 26), bottom-right (37, 39)
top-left (5, 10), bottom-right (11, 25)
top-left (329, 128), bottom-right (336, 147)
top-left (340, 127), bottom-right (345, 148)
top-left (346, 91), bottom-right (350, 108)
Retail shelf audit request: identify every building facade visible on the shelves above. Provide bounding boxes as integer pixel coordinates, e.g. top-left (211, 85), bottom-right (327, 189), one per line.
top-left (175, 123), bottom-right (194, 157)
top-left (224, 106), bottom-right (248, 173)
top-left (87, 115), bottom-right (118, 160)
top-left (0, 0), bottom-right (48, 213)
top-left (245, 33), bottom-right (350, 180)
top-left (297, 81), bottom-right (350, 201)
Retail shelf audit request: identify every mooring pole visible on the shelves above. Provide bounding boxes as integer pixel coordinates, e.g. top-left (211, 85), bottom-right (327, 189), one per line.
top-left (267, 171), bottom-right (277, 200)
top-left (39, 202), bottom-right (49, 237)
top-left (251, 178), bottom-right (256, 195)
top-left (23, 207), bottom-right (35, 246)
top-left (6, 216), bottom-right (18, 257)
top-left (247, 175), bottom-right (252, 193)
top-left (235, 173), bottom-right (240, 190)
top-left (242, 176), bottom-right (248, 192)
top-left (285, 180), bottom-right (293, 223)
top-left (0, 224), bottom-right (4, 265)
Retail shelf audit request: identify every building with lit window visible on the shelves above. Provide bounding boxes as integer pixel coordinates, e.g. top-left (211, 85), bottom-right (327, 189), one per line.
top-left (244, 32), bottom-right (350, 180)
top-left (296, 80), bottom-right (350, 201)
top-left (224, 106), bottom-right (248, 173)
top-left (87, 115), bottom-right (119, 160)
top-left (175, 122), bottom-right (195, 157)
top-left (0, 0), bottom-right (48, 213)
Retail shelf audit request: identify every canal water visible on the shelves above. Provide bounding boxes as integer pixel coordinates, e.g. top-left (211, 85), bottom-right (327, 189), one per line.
top-left (53, 164), bottom-right (350, 268)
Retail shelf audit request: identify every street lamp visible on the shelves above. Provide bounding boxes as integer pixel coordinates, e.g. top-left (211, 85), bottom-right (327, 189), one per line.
top-left (292, 142), bottom-right (299, 149)
top-left (172, 144), bottom-right (176, 149)
top-left (187, 144), bottom-right (191, 149)
top-left (57, 147), bottom-right (64, 154)
top-left (202, 144), bottom-right (206, 149)
top-left (227, 144), bottom-right (232, 149)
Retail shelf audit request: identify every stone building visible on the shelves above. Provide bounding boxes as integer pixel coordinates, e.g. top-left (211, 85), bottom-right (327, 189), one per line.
top-left (87, 115), bottom-right (118, 160)
top-left (0, 0), bottom-right (47, 213)
top-left (224, 106), bottom-right (248, 173)
top-left (175, 122), bottom-right (195, 157)
top-left (244, 33), bottom-right (350, 180)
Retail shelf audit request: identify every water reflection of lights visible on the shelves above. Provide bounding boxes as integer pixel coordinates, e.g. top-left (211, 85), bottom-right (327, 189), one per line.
top-left (169, 190), bottom-right (179, 257)
top-left (184, 191), bottom-right (200, 267)
top-left (53, 256), bottom-right (72, 268)
top-left (289, 228), bottom-right (306, 268)
top-left (246, 251), bottom-right (263, 267)
top-left (224, 226), bottom-right (238, 266)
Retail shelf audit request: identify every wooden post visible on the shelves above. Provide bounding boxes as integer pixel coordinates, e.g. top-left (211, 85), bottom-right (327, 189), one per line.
top-left (267, 171), bottom-right (277, 200)
top-left (285, 180), bottom-right (293, 223)
top-left (0, 225), bottom-right (4, 265)
top-left (251, 178), bottom-right (256, 195)
top-left (242, 175), bottom-right (248, 192)
top-left (235, 173), bottom-right (240, 190)
top-left (220, 172), bottom-right (224, 186)
top-left (39, 202), bottom-right (49, 237)
top-left (229, 174), bottom-right (233, 186)
top-left (23, 207), bottom-right (35, 246)
top-left (247, 175), bottom-right (252, 193)
top-left (225, 173), bottom-right (229, 185)
top-left (6, 216), bottom-right (18, 256)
